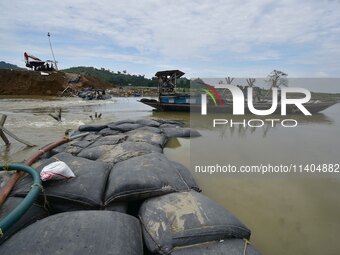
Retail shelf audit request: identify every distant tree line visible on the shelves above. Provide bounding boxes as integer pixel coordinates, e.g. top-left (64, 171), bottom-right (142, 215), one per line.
top-left (62, 66), bottom-right (190, 88)
top-left (62, 66), bottom-right (158, 87)
top-left (0, 61), bottom-right (23, 70)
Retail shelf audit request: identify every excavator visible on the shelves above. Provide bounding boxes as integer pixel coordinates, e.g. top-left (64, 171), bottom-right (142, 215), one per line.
top-left (24, 52), bottom-right (55, 71)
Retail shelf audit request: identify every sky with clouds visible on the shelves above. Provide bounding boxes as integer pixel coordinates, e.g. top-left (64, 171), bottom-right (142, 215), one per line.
top-left (1, 0), bottom-right (340, 80)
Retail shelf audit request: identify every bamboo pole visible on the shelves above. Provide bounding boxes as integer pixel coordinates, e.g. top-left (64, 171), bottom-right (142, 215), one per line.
top-left (0, 126), bottom-right (34, 147)
top-left (0, 115), bottom-right (10, 145)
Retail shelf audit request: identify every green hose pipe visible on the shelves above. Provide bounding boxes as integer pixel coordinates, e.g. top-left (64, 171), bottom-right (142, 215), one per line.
top-left (0, 164), bottom-right (41, 237)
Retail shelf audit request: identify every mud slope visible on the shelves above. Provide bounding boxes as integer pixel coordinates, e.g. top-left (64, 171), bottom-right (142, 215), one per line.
top-left (0, 69), bottom-right (112, 96)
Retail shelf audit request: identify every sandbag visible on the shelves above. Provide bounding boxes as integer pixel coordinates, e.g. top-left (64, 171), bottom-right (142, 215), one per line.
top-left (108, 119), bottom-right (136, 126)
top-left (158, 120), bottom-right (184, 126)
top-left (0, 197), bottom-right (48, 244)
top-left (70, 139), bottom-right (95, 148)
top-left (50, 143), bottom-right (67, 155)
top-left (104, 202), bottom-right (128, 214)
top-left (49, 133), bottom-right (96, 155)
top-left (77, 144), bottom-right (115, 160)
top-left (88, 134), bottom-right (127, 148)
top-left (170, 161), bottom-right (201, 192)
top-left (160, 123), bottom-right (181, 128)
top-left (162, 127), bottom-right (201, 138)
top-left (78, 142), bottom-right (162, 164)
top-left (135, 126), bottom-right (162, 134)
top-left (11, 152), bottom-right (111, 212)
top-left (105, 153), bottom-right (198, 204)
top-left (53, 139), bottom-right (95, 156)
top-left (83, 133), bottom-right (102, 141)
top-left (171, 239), bottom-right (262, 255)
top-left (0, 211), bottom-right (143, 255)
top-left (78, 124), bottom-right (108, 132)
top-left (98, 128), bottom-right (121, 136)
top-left (126, 129), bottom-right (167, 147)
top-left (109, 123), bottom-right (142, 132)
top-left (136, 119), bottom-right (160, 127)
top-left (139, 191), bottom-right (251, 254)
top-left (53, 132), bottom-right (101, 156)
top-left (63, 146), bottom-right (83, 155)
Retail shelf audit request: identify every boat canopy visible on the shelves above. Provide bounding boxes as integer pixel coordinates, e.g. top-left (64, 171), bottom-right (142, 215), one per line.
top-left (155, 70), bottom-right (185, 95)
top-left (155, 70), bottom-right (185, 78)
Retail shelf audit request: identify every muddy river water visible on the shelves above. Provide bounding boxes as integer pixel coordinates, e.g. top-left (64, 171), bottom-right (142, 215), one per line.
top-left (0, 96), bottom-right (339, 255)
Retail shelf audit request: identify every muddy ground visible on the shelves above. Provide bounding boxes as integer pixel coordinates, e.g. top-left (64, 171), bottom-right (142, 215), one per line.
top-left (0, 70), bottom-right (112, 96)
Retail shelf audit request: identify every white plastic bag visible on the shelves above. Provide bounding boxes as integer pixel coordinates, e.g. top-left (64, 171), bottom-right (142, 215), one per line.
top-left (40, 161), bottom-right (76, 181)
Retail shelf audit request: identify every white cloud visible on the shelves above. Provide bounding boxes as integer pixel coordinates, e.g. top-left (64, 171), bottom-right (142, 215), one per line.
top-left (0, 0), bottom-right (340, 76)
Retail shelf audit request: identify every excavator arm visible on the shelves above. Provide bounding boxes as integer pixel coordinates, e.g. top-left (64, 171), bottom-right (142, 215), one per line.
top-left (24, 52), bottom-right (45, 69)
top-left (24, 52), bottom-right (43, 62)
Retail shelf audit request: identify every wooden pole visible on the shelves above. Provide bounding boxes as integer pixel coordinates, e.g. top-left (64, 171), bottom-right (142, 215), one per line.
top-left (0, 114), bottom-right (34, 147)
top-left (48, 108), bottom-right (62, 122)
top-left (0, 115), bottom-right (10, 145)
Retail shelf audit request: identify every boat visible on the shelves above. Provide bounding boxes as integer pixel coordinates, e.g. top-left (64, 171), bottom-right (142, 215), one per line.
top-left (141, 98), bottom-right (338, 114)
top-left (140, 70), bottom-right (338, 114)
top-left (133, 92), bottom-right (142, 97)
top-left (140, 70), bottom-right (195, 111)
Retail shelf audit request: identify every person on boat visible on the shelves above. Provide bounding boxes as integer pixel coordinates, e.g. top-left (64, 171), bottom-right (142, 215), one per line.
top-left (161, 76), bottom-right (175, 93)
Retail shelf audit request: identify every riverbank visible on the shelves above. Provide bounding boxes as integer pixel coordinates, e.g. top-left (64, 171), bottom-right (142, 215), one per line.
top-left (2, 69), bottom-right (340, 100)
top-left (0, 69), bottom-right (112, 96)
top-left (0, 69), bottom-right (159, 97)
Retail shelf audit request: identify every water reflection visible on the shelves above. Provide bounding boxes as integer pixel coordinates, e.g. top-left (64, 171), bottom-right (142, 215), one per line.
top-left (165, 138), bottom-right (181, 149)
top-left (151, 111), bottom-right (190, 124)
top-left (187, 104), bottom-right (340, 255)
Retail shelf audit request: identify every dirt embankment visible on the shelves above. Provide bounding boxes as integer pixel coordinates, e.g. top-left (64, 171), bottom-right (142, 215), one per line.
top-left (0, 69), bottom-right (113, 96)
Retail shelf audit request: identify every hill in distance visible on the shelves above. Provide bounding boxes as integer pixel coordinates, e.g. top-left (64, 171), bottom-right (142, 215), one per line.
top-left (0, 61), bottom-right (23, 70)
top-left (63, 66), bottom-right (191, 88)
top-left (62, 66), bottom-right (158, 87)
